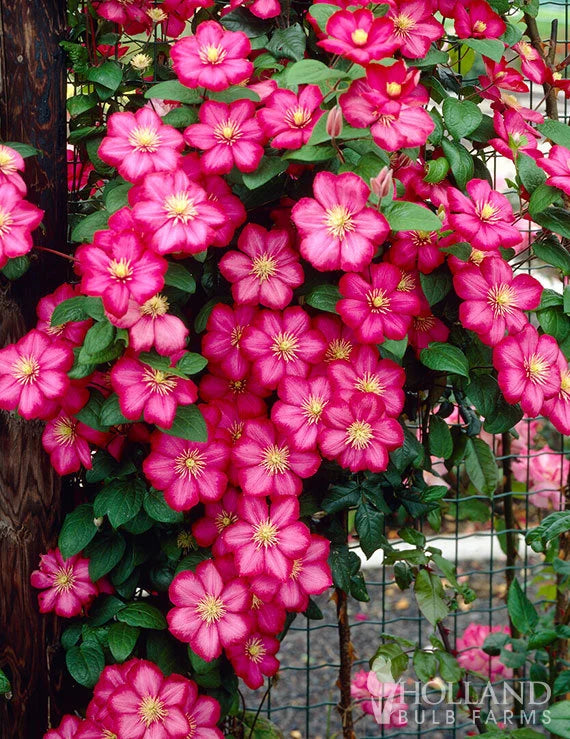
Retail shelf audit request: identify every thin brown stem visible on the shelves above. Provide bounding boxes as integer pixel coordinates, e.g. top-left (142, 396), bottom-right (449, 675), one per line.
top-left (335, 586), bottom-right (355, 739)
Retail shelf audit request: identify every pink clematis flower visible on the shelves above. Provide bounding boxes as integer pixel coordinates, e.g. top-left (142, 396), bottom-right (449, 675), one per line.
top-left (143, 429), bottom-right (230, 511)
top-left (313, 314), bottom-right (357, 365)
top-left (199, 173), bottom-right (247, 247)
top-left (108, 660), bottom-right (191, 739)
top-left (109, 294), bottom-right (188, 356)
top-left (386, 0), bottom-right (444, 58)
top-left (110, 354), bottom-right (198, 428)
top-left (319, 394), bottom-right (404, 472)
top-left (167, 559), bottom-right (250, 661)
top-left (258, 85), bottom-right (324, 150)
top-left (171, 21), bottom-right (253, 91)
top-left (184, 100), bottom-right (264, 175)
top-left (42, 412), bottom-right (107, 476)
top-left (181, 680), bottom-right (224, 738)
top-left (226, 632), bottom-right (280, 689)
top-left (202, 304), bottom-right (257, 381)
top-left (447, 179), bottom-right (522, 252)
top-left (274, 534), bottom-right (332, 611)
top-left (351, 672), bottom-right (408, 727)
top-left (44, 715), bottom-right (82, 739)
top-left (454, 259), bottom-right (542, 346)
top-left (241, 307), bottom-right (327, 389)
top-left (542, 353), bottom-right (570, 435)
top-left (98, 108), bottom-right (183, 183)
top-left (337, 262), bottom-right (420, 344)
top-left (515, 41), bottom-right (547, 84)
top-left (92, 0), bottom-right (151, 33)
top-left (272, 375), bottom-right (332, 451)
top-left (36, 283), bottom-right (92, 346)
top-left (0, 182), bottom-right (43, 268)
top-left (527, 447), bottom-right (569, 510)
top-left (536, 145), bottom-right (570, 196)
top-left (493, 324), bottom-right (561, 417)
top-left (408, 300), bottom-right (449, 356)
top-left (192, 487), bottom-right (241, 557)
top-left (131, 170), bottom-right (225, 256)
top-left (86, 660), bottom-right (137, 729)
top-left (456, 624), bottom-right (512, 682)
top-left (233, 418), bottom-right (321, 497)
top-left (478, 58), bottom-right (528, 96)
top-left (328, 344), bottom-right (406, 417)
top-left (0, 144), bottom-right (26, 194)
top-left (220, 224), bottom-right (303, 309)
top-left (319, 9), bottom-right (399, 64)
top-left (0, 329), bottom-right (72, 420)
top-left (31, 548), bottom-right (99, 617)
top-left (160, 0), bottom-right (214, 38)
top-left (223, 0), bottom-right (281, 18)
top-left (454, 0), bottom-right (506, 39)
top-left (223, 496), bottom-right (311, 581)
top-left (387, 228), bottom-right (444, 274)
top-left (291, 171), bottom-right (389, 273)
top-left (489, 110), bottom-right (542, 161)
top-left (199, 365), bottom-right (269, 417)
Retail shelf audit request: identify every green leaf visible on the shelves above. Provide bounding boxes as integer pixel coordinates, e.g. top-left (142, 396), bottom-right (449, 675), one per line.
top-left (94, 479), bottom-right (145, 528)
top-left (464, 437), bottom-right (498, 495)
top-left (144, 488), bottom-right (184, 523)
top-left (220, 7), bottom-right (269, 37)
top-left (322, 481), bottom-right (361, 514)
top-left (4, 141), bottom-right (39, 158)
top-left (429, 415), bottom-right (453, 459)
top-left (71, 210), bottom-right (109, 243)
top-left (162, 106), bottom-right (197, 128)
top-left (208, 86), bottom-right (260, 103)
top-left (517, 153), bottom-right (546, 194)
top-left (527, 511), bottom-right (570, 552)
top-left (0, 668), bottom-right (11, 695)
top-left (538, 306), bottom-right (570, 343)
top-left (409, 48), bottom-right (449, 68)
top-left (383, 201), bottom-right (442, 232)
top-left (117, 602), bottom-right (167, 630)
top-left (108, 622), bottom-right (139, 662)
top-left (87, 532), bottom-right (126, 581)
top-left (355, 502), bottom-right (384, 559)
top-left (424, 157), bottom-right (450, 184)
top-left (66, 643), bottom-right (105, 688)
top-left (50, 297), bottom-right (88, 326)
top-left (176, 352), bottom-right (207, 375)
top-left (533, 236), bottom-right (570, 275)
top-left (507, 579), bottom-right (538, 635)
top-left (537, 120), bottom-right (570, 149)
top-left (544, 700), bottom-right (570, 738)
top-left (529, 184), bottom-right (561, 216)
top-left (145, 79), bottom-right (203, 104)
top-left (420, 342), bottom-right (469, 378)
top-left (371, 643), bottom-right (409, 682)
top-left (99, 393), bottom-right (129, 427)
top-left (59, 504), bottom-right (98, 559)
top-left (284, 59), bottom-right (346, 85)
top-left (104, 182), bottom-right (132, 214)
top-left (441, 139), bottom-right (473, 190)
top-left (157, 404), bottom-right (208, 442)
top-left (329, 544), bottom-right (351, 591)
top-left (1, 256), bottom-right (30, 280)
top-left (87, 61), bottom-right (123, 95)
top-left (82, 319), bottom-right (116, 357)
top-left (437, 651), bottom-right (463, 682)
top-left (379, 337), bottom-right (408, 364)
top-left (462, 38), bottom-right (506, 62)
top-left (89, 595), bottom-right (126, 627)
top-left (242, 157), bottom-right (287, 189)
top-left (413, 650), bottom-right (438, 682)
top-left (283, 143), bottom-right (335, 162)
top-left (419, 268), bottom-right (452, 306)
top-left (482, 631), bottom-right (509, 655)
top-left (305, 284), bottom-right (341, 313)
top-left (266, 23), bottom-right (306, 61)
top-left (164, 262), bottom-right (197, 293)
top-left (553, 672), bottom-right (570, 697)
top-left (308, 3), bottom-right (339, 30)
top-left (442, 98), bottom-right (483, 140)
top-left (414, 569), bottom-right (449, 626)
top-left (534, 207), bottom-right (570, 241)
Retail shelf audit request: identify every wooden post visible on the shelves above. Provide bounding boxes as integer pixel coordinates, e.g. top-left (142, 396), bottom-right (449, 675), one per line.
top-left (0, 0), bottom-right (68, 735)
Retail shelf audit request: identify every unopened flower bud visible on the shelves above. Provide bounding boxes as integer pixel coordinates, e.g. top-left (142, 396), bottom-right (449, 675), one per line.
top-left (130, 53), bottom-right (152, 72)
top-left (326, 106), bottom-right (343, 139)
top-left (370, 167), bottom-right (393, 199)
top-left (93, 517), bottom-right (104, 528)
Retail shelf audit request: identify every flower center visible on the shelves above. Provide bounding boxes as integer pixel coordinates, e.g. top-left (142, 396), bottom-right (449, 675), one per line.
top-left (108, 257), bottom-right (133, 282)
top-left (413, 315), bottom-right (436, 332)
top-left (355, 371), bottom-right (384, 395)
top-left (196, 593), bottom-right (226, 624)
top-left (412, 230), bottom-right (435, 247)
top-left (140, 294), bottom-right (169, 318)
top-left (229, 420), bottom-right (244, 443)
top-left (518, 41), bottom-right (535, 60)
top-left (164, 192), bottom-right (198, 223)
top-left (473, 20), bottom-right (487, 34)
top-left (13, 355), bottom-right (40, 385)
top-left (325, 205), bottom-right (354, 240)
top-left (377, 113), bottom-right (397, 127)
top-left (366, 288), bottom-right (391, 313)
top-left (0, 147), bottom-right (16, 172)
top-left (325, 338), bottom-right (353, 362)
top-left (392, 13), bottom-right (416, 35)
top-left (476, 201), bottom-right (500, 222)
top-left (215, 509), bottom-right (238, 532)
top-left (523, 353), bottom-right (550, 385)
top-left (174, 449), bottom-right (206, 479)
top-left (470, 248), bottom-right (486, 266)
top-left (386, 82), bottom-right (402, 96)
top-left (285, 106), bottom-right (313, 129)
top-left (291, 558), bottom-right (303, 579)
top-left (128, 126), bottom-right (161, 152)
top-left (245, 637), bottom-right (267, 663)
top-left (271, 331), bottom-right (299, 361)
top-left (261, 443), bottom-right (290, 474)
top-left (54, 566), bottom-right (76, 593)
top-left (0, 207), bottom-right (14, 236)
top-left (252, 519), bottom-right (279, 548)
top-left (138, 696), bottom-right (168, 728)
top-left (229, 378), bottom-right (247, 394)
top-left (487, 283), bottom-right (516, 316)
top-left (213, 119), bottom-right (242, 145)
top-left (142, 367), bottom-right (178, 395)
top-left (559, 370), bottom-right (570, 399)
top-left (251, 253), bottom-right (277, 282)
top-left (186, 713), bottom-right (198, 739)
top-left (199, 44), bottom-right (227, 65)
top-left (351, 28), bottom-right (369, 45)
top-left (230, 325), bottom-right (244, 348)
top-left (53, 417), bottom-right (78, 446)
top-left (345, 420), bottom-right (374, 450)
top-left (301, 394), bottom-right (327, 424)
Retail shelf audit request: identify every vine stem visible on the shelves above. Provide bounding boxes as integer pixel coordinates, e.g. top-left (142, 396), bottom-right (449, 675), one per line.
top-left (335, 586), bottom-right (355, 739)
top-left (34, 246), bottom-right (75, 263)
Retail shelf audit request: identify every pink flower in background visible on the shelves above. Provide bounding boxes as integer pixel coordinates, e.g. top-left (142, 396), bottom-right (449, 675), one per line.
top-left (43, 715), bottom-right (82, 739)
top-left (161, 0), bottom-right (213, 37)
top-left (248, 574), bottom-right (287, 634)
top-left (233, 418), bottom-right (321, 497)
top-left (542, 354), bottom-right (570, 435)
top-left (0, 144), bottom-right (26, 194)
top-left (227, 631), bottom-right (280, 689)
top-left (199, 365), bottom-right (269, 418)
top-left (42, 412), bottom-right (107, 475)
top-left (537, 145), bottom-right (570, 196)
top-left (86, 661), bottom-right (136, 727)
top-left (219, 224), bottom-right (304, 309)
top-left (456, 623), bottom-right (512, 681)
top-left (387, 229), bottom-right (444, 274)
top-left (275, 534), bottom-right (332, 611)
top-left (272, 375), bottom-right (332, 451)
top-left (31, 549), bottom-right (98, 618)
top-left (93, 0), bottom-right (151, 33)
top-left (223, 496), bottom-right (310, 581)
top-left (143, 429), bottom-right (230, 511)
top-left (527, 448), bottom-right (569, 510)
top-left (337, 263), bottom-right (420, 344)
top-left (320, 395), bottom-right (404, 472)
top-left (192, 487), bottom-right (241, 556)
top-left (386, 0), bottom-right (444, 58)
top-left (0, 182), bottom-right (43, 267)
top-left (241, 307), bottom-right (327, 389)
top-left (184, 100), bottom-right (264, 174)
top-left (328, 345), bottom-right (405, 417)
top-left (448, 180), bottom-right (522, 252)
top-left (168, 559), bottom-right (250, 661)
top-left (454, 0), bottom-right (506, 39)
top-left (202, 304), bottom-right (257, 380)
top-left (0, 330), bottom-right (72, 420)
top-left (98, 108), bottom-right (183, 183)
top-left (67, 146), bottom-right (94, 193)
top-left (292, 171), bottom-right (389, 273)
top-left (131, 170), bottom-right (225, 255)
top-left (351, 671), bottom-right (408, 727)
top-left (478, 58), bottom-right (528, 95)
top-left (494, 324), bottom-right (561, 417)
top-left (223, 0), bottom-right (281, 18)
top-left (318, 9), bottom-right (399, 64)
top-left (109, 294), bottom-right (188, 356)
top-left (36, 283), bottom-right (92, 346)
top-left (408, 300), bottom-right (450, 356)
top-left (258, 85), bottom-right (324, 149)
top-left (181, 680), bottom-right (224, 738)
top-left (110, 355), bottom-right (198, 428)
top-left (313, 314), bottom-right (356, 365)
top-left (171, 21), bottom-right (253, 91)
top-left (200, 173), bottom-right (247, 247)
top-left (454, 259), bottom-right (542, 346)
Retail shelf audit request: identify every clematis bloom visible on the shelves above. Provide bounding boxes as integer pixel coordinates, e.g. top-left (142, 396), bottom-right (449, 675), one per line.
top-left (319, 9), bottom-right (399, 65)
top-left (31, 548), bottom-right (99, 617)
top-left (258, 85), bottom-right (324, 149)
top-left (0, 182), bottom-right (43, 268)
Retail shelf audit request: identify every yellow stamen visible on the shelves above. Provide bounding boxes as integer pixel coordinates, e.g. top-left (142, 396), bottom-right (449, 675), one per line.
top-left (164, 192), bottom-right (198, 224)
top-left (285, 106), bottom-right (313, 129)
top-left (251, 253), bottom-right (278, 282)
top-left (54, 566), bottom-right (76, 593)
top-left (215, 510), bottom-right (238, 532)
top-left (473, 20), bottom-right (487, 34)
top-left (196, 594), bottom-right (226, 624)
top-left (13, 355), bottom-right (40, 385)
top-left (174, 449), bottom-right (206, 479)
top-left (0, 146), bottom-right (16, 173)
top-left (324, 205), bottom-right (354, 240)
top-left (138, 696), bottom-right (168, 728)
top-left (140, 294), bottom-right (169, 318)
top-left (351, 28), bottom-right (369, 45)
top-left (261, 443), bottom-right (290, 474)
top-left (397, 271), bottom-right (417, 292)
top-left (0, 208), bottom-right (14, 236)
top-left (345, 420), bottom-right (374, 450)
top-left (252, 519), bottom-right (279, 548)
top-left (229, 379), bottom-right (247, 394)
top-left (199, 44), bottom-right (227, 65)
top-left (366, 288), bottom-right (391, 313)
top-left (271, 331), bottom-right (299, 361)
top-left (128, 126), bottom-right (161, 152)
top-left (386, 82), bottom-right (402, 96)
top-left (53, 417), bottom-right (78, 446)
top-left (213, 119), bottom-right (242, 145)
top-left (355, 371), bottom-right (384, 395)
top-left (301, 394), bottom-right (327, 424)
top-left (476, 201), bottom-right (499, 222)
top-left (290, 558), bottom-right (303, 580)
top-left (413, 315), bottom-right (436, 332)
top-left (523, 353), bottom-right (550, 385)
top-left (108, 258), bottom-right (133, 281)
top-left (142, 367), bottom-right (178, 396)
top-left (245, 637), bottom-right (267, 663)
top-left (487, 284), bottom-right (516, 316)
top-left (392, 13), bottom-right (416, 35)
top-left (231, 325), bottom-right (244, 348)
top-left (325, 338), bottom-right (353, 362)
